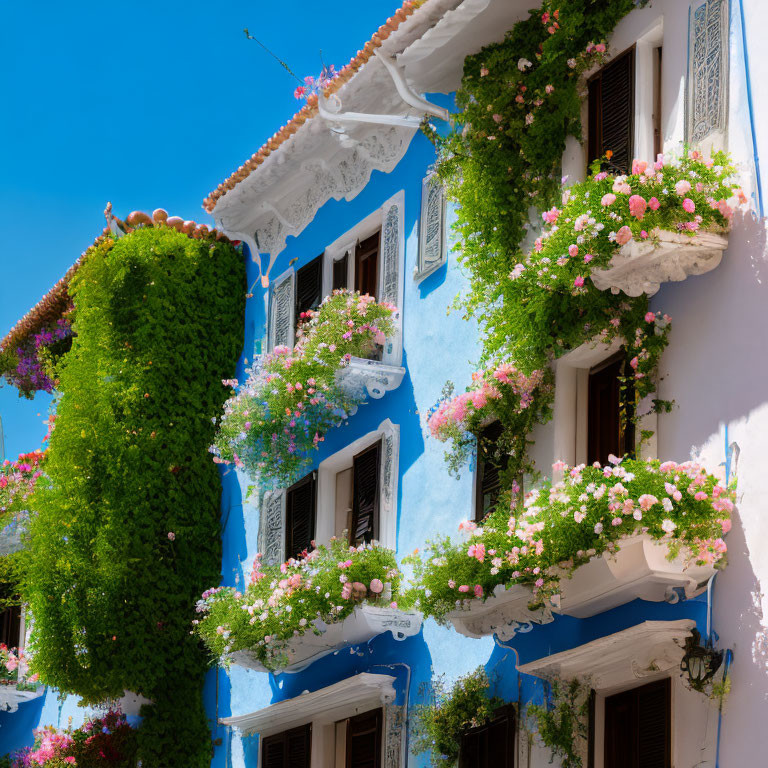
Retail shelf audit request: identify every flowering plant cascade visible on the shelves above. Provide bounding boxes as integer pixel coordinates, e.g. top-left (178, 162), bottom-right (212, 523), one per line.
top-left (0, 318), bottom-right (73, 399)
top-left (3, 710), bottom-right (137, 768)
top-left (1, 452), bottom-right (46, 524)
top-left (194, 537), bottom-right (401, 672)
top-left (405, 457), bottom-right (732, 620)
top-left (213, 290), bottom-right (395, 487)
top-left (0, 644), bottom-right (39, 690)
top-left (427, 363), bottom-right (553, 481)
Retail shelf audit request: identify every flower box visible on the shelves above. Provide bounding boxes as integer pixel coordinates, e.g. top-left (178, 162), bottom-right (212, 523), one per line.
top-left (556, 534), bottom-right (717, 618)
top-left (443, 583), bottom-right (554, 641)
top-left (229, 604), bottom-right (421, 674)
top-left (0, 683), bottom-right (44, 713)
top-left (336, 357), bottom-right (406, 400)
top-left (590, 229), bottom-right (728, 297)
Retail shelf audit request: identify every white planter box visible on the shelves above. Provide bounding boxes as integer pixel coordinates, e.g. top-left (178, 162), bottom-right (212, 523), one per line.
top-left (336, 357), bottom-right (406, 400)
top-left (229, 604), bottom-right (421, 674)
top-left (443, 583), bottom-right (554, 641)
top-left (590, 229), bottom-right (728, 297)
top-left (0, 684), bottom-right (44, 713)
top-left (557, 534), bottom-right (716, 618)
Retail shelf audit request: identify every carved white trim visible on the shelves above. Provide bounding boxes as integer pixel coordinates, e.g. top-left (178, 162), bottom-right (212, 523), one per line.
top-left (443, 583), bottom-right (554, 641)
top-left (556, 534), bottom-right (717, 618)
top-left (259, 489), bottom-right (286, 567)
top-left (415, 173), bottom-right (447, 281)
top-left (336, 357), bottom-right (406, 400)
top-left (383, 704), bottom-right (406, 768)
top-left (267, 267), bottom-right (295, 351)
top-left (228, 605), bottom-right (421, 675)
top-left (518, 619), bottom-right (695, 692)
top-left (687, 0), bottom-right (729, 152)
top-left (589, 229), bottom-right (728, 297)
top-left (379, 191), bottom-right (405, 366)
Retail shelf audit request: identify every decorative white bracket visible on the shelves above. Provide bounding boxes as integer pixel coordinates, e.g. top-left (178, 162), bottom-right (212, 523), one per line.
top-left (336, 357), bottom-right (406, 400)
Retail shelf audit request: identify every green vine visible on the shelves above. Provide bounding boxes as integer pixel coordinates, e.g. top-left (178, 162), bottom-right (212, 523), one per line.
top-left (527, 678), bottom-right (591, 768)
top-left (412, 667), bottom-right (504, 767)
top-left (22, 225), bottom-right (245, 768)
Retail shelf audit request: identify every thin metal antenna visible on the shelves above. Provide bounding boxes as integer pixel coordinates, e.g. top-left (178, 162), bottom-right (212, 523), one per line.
top-left (243, 29), bottom-right (303, 85)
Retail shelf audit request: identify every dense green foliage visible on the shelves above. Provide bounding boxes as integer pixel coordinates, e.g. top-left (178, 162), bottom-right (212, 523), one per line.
top-left (194, 537), bottom-right (400, 672)
top-left (412, 667), bottom-right (504, 767)
top-left (23, 227), bottom-right (245, 768)
top-left (527, 679), bottom-right (591, 768)
top-left (406, 457), bottom-right (733, 619)
top-left (213, 290), bottom-right (395, 488)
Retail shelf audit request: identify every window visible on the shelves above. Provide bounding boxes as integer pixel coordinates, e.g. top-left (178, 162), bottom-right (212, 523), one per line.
top-left (475, 421), bottom-right (508, 522)
top-left (333, 253), bottom-right (349, 292)
top-left (338, 708), bottom-right (382, 768)
top-left (350, 442), bottom-right (381, 545)
top-left (604, 679), bottom-right (671, 768)
top-left (262, 724), bottom-right (312, 768)
top-left (588, 47), bottom-right (636, 173)
top-left (354, 232), bottom-right (381, 300)
top-left (295, 255), bottom-right (324, 329)
top-left (0, 604), bottom-right (21, 648)
top-left (459, 706), bottom-right (515, 768)
top-left (285, 472), bottom-right (317, 561)
top-left (586, 353), bottom-right (635, 466)
top-left (653, 46), bottom-right (663, 159)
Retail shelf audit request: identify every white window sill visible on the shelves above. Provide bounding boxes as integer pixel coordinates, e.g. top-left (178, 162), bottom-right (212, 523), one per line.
top-left (590, 229), bottom-right (729, 297)
top-left (336, 357), bottom-right (406, 400)
top-left (0, 684), bottom-right (45, 713)
top-left (229, 604), bottom-right (421, 674)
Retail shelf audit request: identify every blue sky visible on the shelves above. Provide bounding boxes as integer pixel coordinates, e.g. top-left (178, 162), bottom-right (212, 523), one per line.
top-left (0, 0), bottom-right (403, 458)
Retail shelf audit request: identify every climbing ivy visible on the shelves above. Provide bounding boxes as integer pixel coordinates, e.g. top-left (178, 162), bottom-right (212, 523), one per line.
top-left (22, 225), bottom-right (245, 768)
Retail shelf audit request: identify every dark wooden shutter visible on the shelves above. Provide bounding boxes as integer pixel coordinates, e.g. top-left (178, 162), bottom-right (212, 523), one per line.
top-left (351, 442), bottom-right (381, 545)
top-left (355, 232), bottom-right (380, 299)
top-left (286, 724), bottom-right (312, 768)
top-left (587, 353), bottom-right (635, 466)
top-left (346, 709), bottom-right (382, 768)
top-left (475, 421), bottom-right (507, 522)
top-left (0, 605), bottom-right (21, 648)
top-left (588, 47), bottom-right (635, 173)
top-left (262, 724), bottom-right (311, 768)
top-left (285, 472), bottom-right (316, 560)
top-left (459, 706), bottom-right (515, 768)
top-left (333, 254), bottom-right (349, 291)
top-left (604, 679), bottom-right (670, 768)
top-left (295, 255), bottom-right (324, 328)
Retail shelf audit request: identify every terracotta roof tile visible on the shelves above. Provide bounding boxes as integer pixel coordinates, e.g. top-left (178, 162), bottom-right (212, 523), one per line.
top-left (202, 0), bottom-right (426, 213)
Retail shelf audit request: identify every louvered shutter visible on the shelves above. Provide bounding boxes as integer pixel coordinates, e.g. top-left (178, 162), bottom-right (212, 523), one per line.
top-left (476, 421), bottom-right (507, 522)
top-left (333, 253), bottom-right (349, 291)
top-left (636, 679), bottom-right (671, 768)
top-left (588, 47), bottom-right (635, 174)
top-left (270, 269), bottom-right (296, 351)
top-left (346, 709), bottom-right (382, 768)
top-left (295, 255), bottom-right (323, 328)
top-left (459, 707), bottom-right (514, 768)
top-left (351, 442), bottom-right (381, 545)
top-left (417, 174), bottom-right (447, 280)
top-left (287, 724), bottom-right (312, 768)
top-left (459, 729), bottom-right (482, 768)
top-left (262, 733), bottom-right (286, 768)
top-left (604, 679), bottom-right (670, 768)
top-left (285, 473), bottom-right (316, 561)
top-left (587, 353), bottom-right (635, 466)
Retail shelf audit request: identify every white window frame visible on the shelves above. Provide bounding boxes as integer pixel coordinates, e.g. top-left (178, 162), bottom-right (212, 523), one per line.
top-left (552, 337), bottom-right (656, 472)
top-left (315, 419), bottom-right (399, 551)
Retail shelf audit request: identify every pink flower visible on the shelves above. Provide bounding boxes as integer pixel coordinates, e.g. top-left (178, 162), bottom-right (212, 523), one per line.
top-left (468, 543), bottom-right (486, 562)
top-left (448, 580), bottom-right (456, 589)
top-left (615, 226), bottom-right (633, 246)
top-left (480, 67), bottom-right (489, 76)
top-left (675, 180), bottom-right (692, 195)
top-left (638, 494), bottom-right (658, 511)
top-left (632, 159), bottom-right (648, 175)
top-left (629, 357), bottom-right (639, 369)
top-left (648, 197), bottom-right (660, 211)
top-left (568, 244), bottom-right (578, 257)
top-left (584, 254), bottom-right (594, 263)
top-left (573, 276), bottom-right (585, 288)
top-left (369, 578), bottom-right (384, 594)
top-left (542, 206), bottom-right (561, 224)
top-left (167, 531), bottom-right (175, 541)
top-left (601, 193), bottom-right (616, 207)
top-left (612, 517), bottom-right (623, 526)
top-left (683, 198), bottom-right (696, 213)
top-left (628, 195), bottom-right (647, 220)
top-left (645, 311), bottom-right (656, 322)
top-left (474, 584), bottom-right (484, 598)
top-left (719, 518), bottom-right (732, 534)
top-left (458, 585), bottom-right (470, 593)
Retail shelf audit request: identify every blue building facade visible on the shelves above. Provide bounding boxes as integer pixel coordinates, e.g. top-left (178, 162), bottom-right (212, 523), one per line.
top-left (4, 0), bottom-right (768, 766)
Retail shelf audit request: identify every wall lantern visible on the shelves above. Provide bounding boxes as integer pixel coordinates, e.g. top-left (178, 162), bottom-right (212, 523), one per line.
top-left (680, 629), bottom-right (723, 691)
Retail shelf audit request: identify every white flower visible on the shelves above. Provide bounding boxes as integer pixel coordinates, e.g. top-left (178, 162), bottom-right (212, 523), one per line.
top-left (661, 519), bottom-right (677, 533)
top-left (594, 522), bottom-right (604, 534)
top-left (662, 497), bottom-right (674, 512)
top-left (518, 58), bottom-right (533, 71)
